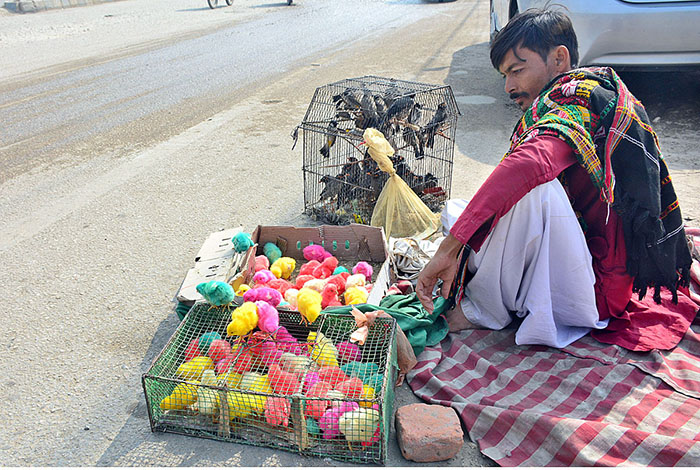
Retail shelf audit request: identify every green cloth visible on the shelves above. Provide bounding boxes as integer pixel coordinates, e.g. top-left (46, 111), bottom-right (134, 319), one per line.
top-left (324, 293), bottom-right (449, 356)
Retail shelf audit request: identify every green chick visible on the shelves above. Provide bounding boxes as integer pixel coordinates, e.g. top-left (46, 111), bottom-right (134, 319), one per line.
top-left (196, 280), bottom-right (235, 307)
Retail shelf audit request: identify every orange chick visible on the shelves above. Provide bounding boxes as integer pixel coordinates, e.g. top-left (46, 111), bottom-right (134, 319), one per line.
top-left (299, 260), bottom-right (321, 276)
top-left (312, 256), bottom-right (339, 279)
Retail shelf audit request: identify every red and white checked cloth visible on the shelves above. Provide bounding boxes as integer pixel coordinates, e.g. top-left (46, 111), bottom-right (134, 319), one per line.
top-left (407, 316), bottom-right (700, 466)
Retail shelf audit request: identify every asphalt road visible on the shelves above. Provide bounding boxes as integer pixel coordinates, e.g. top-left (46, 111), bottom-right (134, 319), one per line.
top-left (0, 0), bottom-right (698, 466)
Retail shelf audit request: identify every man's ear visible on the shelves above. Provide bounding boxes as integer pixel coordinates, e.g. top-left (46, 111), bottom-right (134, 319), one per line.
top-left (550, 45), bottom-right (572, 72)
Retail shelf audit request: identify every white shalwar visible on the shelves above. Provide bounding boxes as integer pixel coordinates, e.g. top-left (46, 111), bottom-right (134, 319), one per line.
top-left (443, 179), bottom-right (608, 348)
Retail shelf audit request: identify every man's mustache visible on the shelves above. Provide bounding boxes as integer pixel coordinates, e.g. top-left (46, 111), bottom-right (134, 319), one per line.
top-left (510, 92), bottom-right (529, 101)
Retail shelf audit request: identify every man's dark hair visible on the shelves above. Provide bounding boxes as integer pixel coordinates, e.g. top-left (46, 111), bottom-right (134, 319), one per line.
top-left (490, 9), bottom-right (579, 70)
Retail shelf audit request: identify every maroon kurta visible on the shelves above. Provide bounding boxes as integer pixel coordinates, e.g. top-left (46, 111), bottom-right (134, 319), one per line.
top-left (450, 135), bottom-right (698, 351)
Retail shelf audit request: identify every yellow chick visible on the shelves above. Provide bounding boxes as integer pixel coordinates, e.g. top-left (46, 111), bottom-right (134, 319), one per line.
top-left (359, 385), bottom-right (375, 408)
top-left (235, 284), bottom-right (251, 296)
top-left (217, 371), bottom-right (242, 389)
top-left (284, 288), bottom-right (299, 309)
top-left (240, 371), bottom-right (273, 394)
top-left (160, 382), bottom-right (198, 410)
top-left (297, 287), bottom-right (323, 325)
top-left (338, 408), bottom-right (381, 445)
top-left (227, 391), bottom-right (268, 420)
top-left (344, 286), bottom-right (369, 305)
top-left (176, 356), bottom-right (214, 381)
top-left (227, 302), bottom-right (259, 337)
top-left (307, 331), bottom-right (339, 368)
top-left (270, 256), bottom-right (296, 280)
top-left (194, 370), bottom-right (220, 417)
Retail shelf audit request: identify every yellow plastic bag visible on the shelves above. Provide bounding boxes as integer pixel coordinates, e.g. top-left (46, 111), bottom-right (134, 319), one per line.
top-left (363, 128), bottom-right (440, 239)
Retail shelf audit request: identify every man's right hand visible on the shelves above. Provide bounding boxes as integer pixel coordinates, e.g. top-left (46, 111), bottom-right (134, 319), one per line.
top-left (416, 233), bottom-right (464, 315)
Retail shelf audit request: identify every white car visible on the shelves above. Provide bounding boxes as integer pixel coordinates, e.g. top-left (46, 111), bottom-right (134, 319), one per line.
top-left (489, 0), bottom-right (700, 69)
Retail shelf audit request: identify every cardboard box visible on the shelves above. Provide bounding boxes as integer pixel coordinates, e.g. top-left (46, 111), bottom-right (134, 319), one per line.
top-left (240, 224), bottom-right (394, 306)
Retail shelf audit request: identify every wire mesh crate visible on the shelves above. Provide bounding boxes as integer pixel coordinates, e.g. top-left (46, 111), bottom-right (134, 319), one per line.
top-left (142, 304), bottom-right (397, 465)
top-left (295, 75), bottom-right (460, 225)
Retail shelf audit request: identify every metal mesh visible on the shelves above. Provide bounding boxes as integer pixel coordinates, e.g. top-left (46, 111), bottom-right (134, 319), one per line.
top-left (143, 304), bottom-right (397, 464)
top-left (297, 75), bottom-right (460, 225)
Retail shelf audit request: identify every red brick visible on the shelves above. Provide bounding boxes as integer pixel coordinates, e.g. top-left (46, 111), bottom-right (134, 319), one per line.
top-left (395, 403), bottom-right (464, 462)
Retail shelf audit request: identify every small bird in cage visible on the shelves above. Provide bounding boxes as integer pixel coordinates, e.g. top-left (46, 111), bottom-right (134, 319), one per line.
top-left (424, 101), bottom-right (448, 149)
top-left (403, 103), bottom-right (426, 159)
top-left (319, 120), bottom-right (339, 158)
top-left (382, 93), bottom-right (416, 137)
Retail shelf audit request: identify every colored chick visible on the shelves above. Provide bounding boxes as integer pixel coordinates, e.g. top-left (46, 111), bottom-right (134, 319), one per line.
top-left (320, 402), bottom-right (360, 439)
top-left (263, 242), bottom-right (282, 264)
top-left (303, 244), bottom-right (332, 262)
top-left (312, 256), bottom-right (339, 279)
top-left (254, 254), bottom-right (270, 272)
top-left (196, 280), bottom-right (235, 308)
top-left (299, 260), bottom-right (321, 276)
top-left (270, 256), bottom-right (296, 280)
top-left (226, 302), bottom-right (259, 337)
top-left (231, 232), bottom-right (254, 253)
top-left (283, 288), bottom-right (299, 309)
top-left (352, 261), bottom-right (373, 280)
top-left (244, 286), bottom-right (283, 307)
top-left (255, 300), bottom-right (280, 333)
top-left (264, 397), bottom-right (291, 427)
top-left (321, 283), bottom-right (343, 308)
top-left (338, 408), bottom-right (381, 450)
top-left (279, 352), bottom-right (312, 377)
top-left (160, 382), bottom-right (198, 410)
top-left (307, 331), bottom-right (339, 367)
top-left (176, 356), bottom-right (214, 381)
top-left (297, 287), bottom-right (323, 326)
top-left (253, 269), bottom-right (276, 285)
top-left (336, 341), bottom-right (361, 363)
top-left (344, 286), bottom-right (368, 305)
top-left (194, 370), bottom-right (220, 417)
top-left (345, 273), bottom-right (367, 290)
top-left (268, 364), bottom-right (301, 395)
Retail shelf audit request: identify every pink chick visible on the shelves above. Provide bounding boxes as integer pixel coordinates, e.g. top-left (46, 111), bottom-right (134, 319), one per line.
top-left (299, 260), bottom-right (321, 276)
top-left (265, 397), bottom-right (291, 427)
top-left (321, 284), bottom-right (343, 309)
top-left (336, 341), bottom-right (361, 364)
top-left (275, 326), bottom-right (304, 356)
top-left (268, 364), bottom-right (301, 395)
top-left (303, 244), bottom-right (333, 262)
top-left (207, 339), bottom-right (232, 363)
top-left (352, 261), bottom-right (373, 281)
top-left (318, 366), bottom-right (349, 389)
top-left (312, 256), bottom-right (339, 279)
top-left (295, 274), bottom-right (315, 289)
top-left (243, 286), bottom-right (282, 307)
top-left (320, 402), bottom-right (360, 439)
top-left (336, 377), bottom-right (364, 399)
top-left (253, 269), bottom-right (276, 285)
top-left (254, 255), bottom-right (270, 273)
top-left (231, 350), bottom-right (254, 374)
top-left (255, 300), bottom-right (280, 333)
top-left (303, 371), bottom-right (320, 393)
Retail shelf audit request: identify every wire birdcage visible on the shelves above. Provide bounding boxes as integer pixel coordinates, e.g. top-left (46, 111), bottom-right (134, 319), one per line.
top-left (143, 304), bottom-right (397, 465)
top-left (295, 75), bottom-right (460, 225)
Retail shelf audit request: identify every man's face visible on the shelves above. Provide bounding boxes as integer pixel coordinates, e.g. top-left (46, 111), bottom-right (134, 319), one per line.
top-left (498, 46), bottom-right (559, 111)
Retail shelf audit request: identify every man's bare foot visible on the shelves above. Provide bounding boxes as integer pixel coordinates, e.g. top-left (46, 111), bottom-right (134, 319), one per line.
top-left (445, 302), bottom-right (479, 332)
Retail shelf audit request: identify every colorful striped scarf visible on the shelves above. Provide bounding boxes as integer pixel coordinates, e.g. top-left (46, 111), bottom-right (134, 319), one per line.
top-left (506, 66), bottom-right (691, 302)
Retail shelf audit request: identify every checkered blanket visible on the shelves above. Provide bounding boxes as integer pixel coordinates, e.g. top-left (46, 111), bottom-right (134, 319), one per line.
top-left (407, 316), bottom-right (700, 465)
